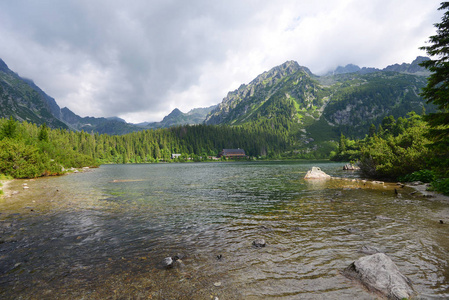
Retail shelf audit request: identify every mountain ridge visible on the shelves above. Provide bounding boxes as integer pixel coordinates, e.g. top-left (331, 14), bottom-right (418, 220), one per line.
top-left (0, 56), bottom-right (432, 140)
top-left (327, 56), bottom-right (430, 76)
top-left (204, 57), bottom-right (433, 151)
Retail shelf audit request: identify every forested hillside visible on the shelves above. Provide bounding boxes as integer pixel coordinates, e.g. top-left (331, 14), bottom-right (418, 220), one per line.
top-left (0, 116), bottom-right (291, 178)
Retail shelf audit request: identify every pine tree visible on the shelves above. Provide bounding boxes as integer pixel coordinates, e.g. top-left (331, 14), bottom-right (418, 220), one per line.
top-left (420, 2), bottom-right (449, 144)
top-left (38, 123), bottom-right (49, 142)
top-left (1, 116), bottom-right (18, 140)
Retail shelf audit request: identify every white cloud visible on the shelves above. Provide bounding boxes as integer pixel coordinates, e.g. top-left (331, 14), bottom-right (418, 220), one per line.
top-left (0, 0), bottom-right (443, 123)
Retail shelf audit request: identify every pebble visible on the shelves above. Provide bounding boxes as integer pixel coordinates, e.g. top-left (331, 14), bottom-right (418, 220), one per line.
top-left (213, 282), bottom-right (222, 287)
top-left (252, 239), bottom-right (266, 247)
top-left (162, 257), bottom-right (174, 268)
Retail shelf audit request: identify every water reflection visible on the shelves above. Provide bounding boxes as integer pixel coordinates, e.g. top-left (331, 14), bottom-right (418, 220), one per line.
top-left (0, 161), bottom-right (448, 299)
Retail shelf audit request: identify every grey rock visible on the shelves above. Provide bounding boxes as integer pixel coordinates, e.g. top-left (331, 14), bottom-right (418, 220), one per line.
top-left (304, 167), bottom-right (331, 179)
top-left (343, 253), bottom-right (415, 299)
top-left (162, 257), bottom-right (174, 268)
top-left (252, 239), bottom-right (266, 248)
top-left (161, 255), bottom-right (182, 269)
top-left (346, 227), bottom-right (360, 234)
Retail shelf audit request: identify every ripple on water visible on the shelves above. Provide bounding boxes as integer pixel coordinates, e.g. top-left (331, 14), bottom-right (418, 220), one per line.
top-left (1, 162), bottom-right (449, 299)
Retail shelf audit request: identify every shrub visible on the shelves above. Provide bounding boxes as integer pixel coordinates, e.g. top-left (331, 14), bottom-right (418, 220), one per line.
top-left (0, 139), bottom-right (46, 178)
top-left (431, 178), bottom-right (449, 196)
top-left (399, 169), bottom-right (436, 183)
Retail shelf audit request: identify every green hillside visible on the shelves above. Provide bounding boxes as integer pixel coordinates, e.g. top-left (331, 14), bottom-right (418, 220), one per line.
top-left (205, 59), bottom-right (433, 155)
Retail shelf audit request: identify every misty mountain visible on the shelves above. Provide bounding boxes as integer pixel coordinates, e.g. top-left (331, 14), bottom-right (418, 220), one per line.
top-left (0, 58), bottom-right (69, 129)
top-left (0, 58), bottom-right (214, 134)
top-left (142, 106), bottom-right (217, 129)
top-left (327, 56), bottom-right (430, 76)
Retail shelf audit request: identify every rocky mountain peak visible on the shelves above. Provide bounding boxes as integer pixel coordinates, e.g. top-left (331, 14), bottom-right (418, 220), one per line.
top-left (249, 61), bottom-right (311, 86)
top-left (162, 108), bottom-right (183, 121)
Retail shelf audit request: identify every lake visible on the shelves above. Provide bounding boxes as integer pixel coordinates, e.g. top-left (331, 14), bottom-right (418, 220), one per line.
top-left (1, 161), bottom-right (448, 299)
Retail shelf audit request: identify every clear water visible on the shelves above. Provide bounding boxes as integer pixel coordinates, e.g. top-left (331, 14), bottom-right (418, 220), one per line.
top-left (1, 161), bottom-right (448, 299)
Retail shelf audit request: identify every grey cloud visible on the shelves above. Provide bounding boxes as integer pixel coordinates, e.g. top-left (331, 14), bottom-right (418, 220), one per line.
top-left (0, 0), bottom-right (442, 122)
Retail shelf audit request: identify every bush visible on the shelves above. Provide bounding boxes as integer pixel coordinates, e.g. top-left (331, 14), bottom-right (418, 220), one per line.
top-left (359, 125), bottom-right (431, 180)
top-left (431, 178), bottom-right (449, 196)
top-left (0, 139), bottom-right (46, 178)
top-left (399, 169), bottom-right (436, 183)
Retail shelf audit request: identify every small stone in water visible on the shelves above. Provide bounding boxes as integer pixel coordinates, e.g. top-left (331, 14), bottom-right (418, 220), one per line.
top-left (213, 281), bottom-right (222, 287)
top-left (163, 257), bottom-right (174, 268)
top-left (253, 239), bottom-right (266, 247)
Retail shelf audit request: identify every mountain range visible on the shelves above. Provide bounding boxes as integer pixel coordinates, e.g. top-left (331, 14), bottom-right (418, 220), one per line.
top-left (205, 57), bottom-right (431, 145)
top-left (0, 56), bottom-right (432, 145)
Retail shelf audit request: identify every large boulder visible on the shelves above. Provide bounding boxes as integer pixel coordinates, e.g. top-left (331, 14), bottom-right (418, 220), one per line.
top-left (304, 167), bottom-right (331, 179)
top-left (343, 253), bottom-right (415, 299)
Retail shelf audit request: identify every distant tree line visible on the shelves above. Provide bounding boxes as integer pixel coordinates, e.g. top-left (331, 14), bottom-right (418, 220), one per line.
top-left (0, 117), bottom-right (291, 178)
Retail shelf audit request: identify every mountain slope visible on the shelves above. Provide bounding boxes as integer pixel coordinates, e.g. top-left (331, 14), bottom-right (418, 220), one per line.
top-left (205, 58), bottom-right (433, 145)
top-left (0, 59), bottom-right (69, 129)
top-left (0, 58), bottom-right (213, 134)
top-left (205, 61), bottom-right (321, 126)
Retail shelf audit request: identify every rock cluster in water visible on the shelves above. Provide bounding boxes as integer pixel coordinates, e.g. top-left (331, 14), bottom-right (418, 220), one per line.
top-left (343, 163), bottom-right (360, 170)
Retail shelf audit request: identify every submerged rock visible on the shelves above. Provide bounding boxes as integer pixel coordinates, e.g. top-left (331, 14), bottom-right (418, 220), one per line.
top-left (343, 163), bottom-right (360, 170)
top-left (252, 239), bottom-right (266, 248)
top-left (304, 167), bottom-right (331, 179)
top-left (343, 253), bottom-right (415, 299)
top-left (160, 254), bottom-right (183, 269)
top-left (162, 257), bottom-right (175, 268)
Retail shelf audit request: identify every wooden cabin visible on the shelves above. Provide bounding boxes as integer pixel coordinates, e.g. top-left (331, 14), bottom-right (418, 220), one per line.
top-left (218, 149), bottom-right (247, 159)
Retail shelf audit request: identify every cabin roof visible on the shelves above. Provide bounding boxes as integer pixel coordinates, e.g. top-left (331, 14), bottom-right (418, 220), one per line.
top-left (221, 149), bottom-right (246, 155)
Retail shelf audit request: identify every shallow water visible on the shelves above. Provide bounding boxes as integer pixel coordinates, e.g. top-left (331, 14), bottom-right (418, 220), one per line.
top-left (1, 161), bottom-right (449, 299)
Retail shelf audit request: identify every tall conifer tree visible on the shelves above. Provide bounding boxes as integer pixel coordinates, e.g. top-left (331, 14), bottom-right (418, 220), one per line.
top-left (420, 2), bottom-right (449, 143)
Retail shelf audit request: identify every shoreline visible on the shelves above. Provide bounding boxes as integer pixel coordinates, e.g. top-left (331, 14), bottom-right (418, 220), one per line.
top-left (0, 179), bottom-right (14, 198)
top-left (0, 167), bottom-right (92, 199)
top-left (404, 182), bottom-right (449, 201)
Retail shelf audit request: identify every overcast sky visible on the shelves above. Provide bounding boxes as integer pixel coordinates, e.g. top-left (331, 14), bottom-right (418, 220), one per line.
top-left (0, 0), bottom-right (443, 123)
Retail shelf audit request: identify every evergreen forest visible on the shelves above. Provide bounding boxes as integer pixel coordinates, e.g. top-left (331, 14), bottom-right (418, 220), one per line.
top-left (0, 117), bottom-right (291, 178)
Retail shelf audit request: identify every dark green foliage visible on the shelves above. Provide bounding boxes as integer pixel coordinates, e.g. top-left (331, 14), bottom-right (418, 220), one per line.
top-left (431, 178), bottom-right (449, 196)
top-left (0, 116), bottom-right (18, 139)
top-left (358, 113), bottom-right (431, 180)
top-left (0, 117), bottom-right (293, 179)
top-left (399, 170), bottom-right (436, 183)
top-left (419, 2), bottom-right (449, 176)
top-left (0, 138), bottom-right (46, 178)
top-left (38, 123), bottom-right (49, 142)
top-left (0, 118), bottom-right (98, 178)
